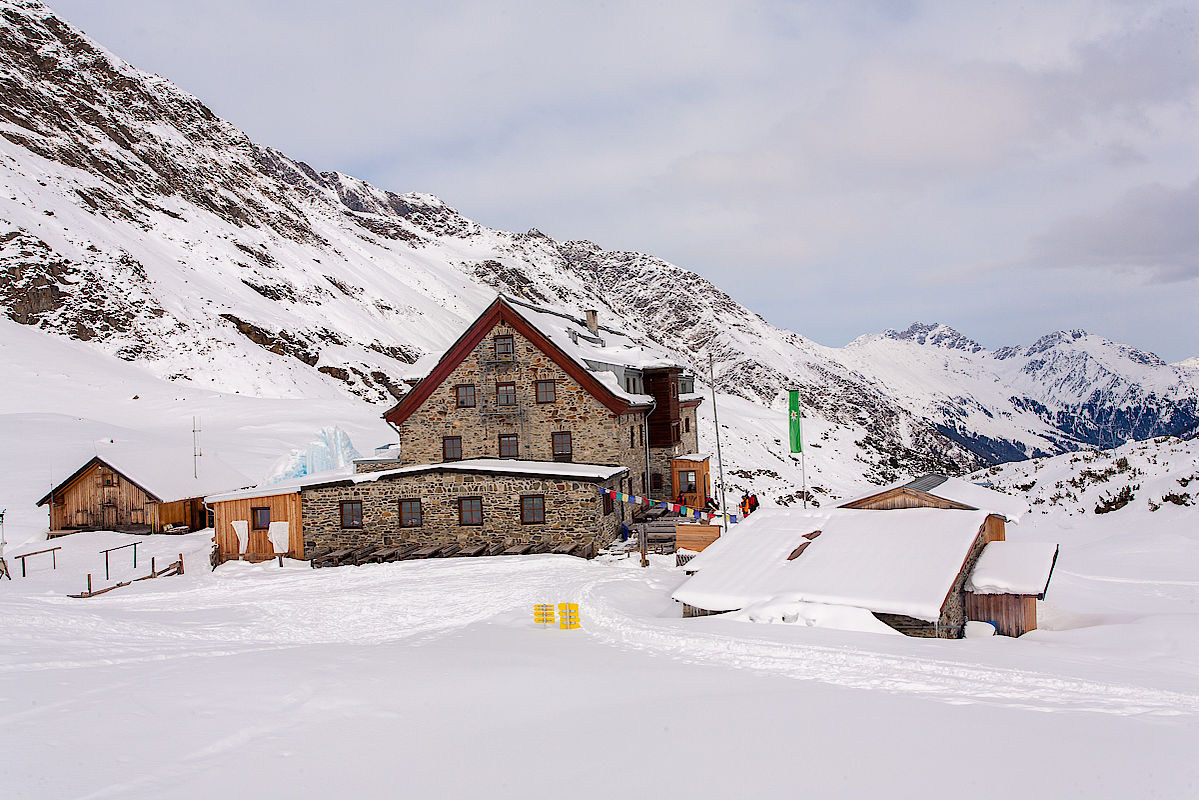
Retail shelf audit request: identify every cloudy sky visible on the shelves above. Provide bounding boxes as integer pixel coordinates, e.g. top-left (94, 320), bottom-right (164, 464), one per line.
top-left (50, 1), bottom-right (1199, 361)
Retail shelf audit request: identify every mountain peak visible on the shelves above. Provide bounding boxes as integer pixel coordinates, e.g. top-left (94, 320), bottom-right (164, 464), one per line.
top-left (884, 322), bottom-right (984, 353)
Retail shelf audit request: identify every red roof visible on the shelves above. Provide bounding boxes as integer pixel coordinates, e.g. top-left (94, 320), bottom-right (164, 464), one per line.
top-left (384, 297), bottom-right (637, 427)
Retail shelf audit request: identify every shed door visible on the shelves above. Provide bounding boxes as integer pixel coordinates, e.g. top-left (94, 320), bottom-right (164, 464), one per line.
top-left (102, 504), bottom-right (117, 530)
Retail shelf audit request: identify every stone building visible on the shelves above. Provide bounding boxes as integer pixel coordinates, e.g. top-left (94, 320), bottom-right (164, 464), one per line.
top-left (207, 296), bottom-right (702, 561)
top-left (206, 459), bottom-right (626, 561)
top-left (382, 295), bottom-right (702, 505)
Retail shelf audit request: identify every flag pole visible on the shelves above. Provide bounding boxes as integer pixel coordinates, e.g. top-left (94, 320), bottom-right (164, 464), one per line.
top-left (710, 353), bottom-right (728, 534)
top-left (788, 388), bottom-right (806, 509)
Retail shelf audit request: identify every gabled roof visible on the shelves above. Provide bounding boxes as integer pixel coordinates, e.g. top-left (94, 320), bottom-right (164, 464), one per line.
top-left (383, 296), bottom-right (648, 427)
top-left (37, 450), bottom-right (251, 506)
top-left (37, 456), bottom-right (164, 506)
top-left (840, 473), bottom-right (1028, 522)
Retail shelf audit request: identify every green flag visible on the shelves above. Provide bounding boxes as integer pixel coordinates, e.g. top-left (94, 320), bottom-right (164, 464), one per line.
top-left (788, 390), bottom-right (802, 453)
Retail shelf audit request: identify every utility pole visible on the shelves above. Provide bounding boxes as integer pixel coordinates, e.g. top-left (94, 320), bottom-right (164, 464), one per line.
top-left (710, 353), bottom-right (728, 533)
top-left (192, 416), bottom-right (202, 479)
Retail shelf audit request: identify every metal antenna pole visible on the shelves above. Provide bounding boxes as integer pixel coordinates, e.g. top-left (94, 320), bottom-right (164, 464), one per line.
top-left (192, 416), bottom-right (202, 479)
top-left (710, 353), bottom-right (728, 533)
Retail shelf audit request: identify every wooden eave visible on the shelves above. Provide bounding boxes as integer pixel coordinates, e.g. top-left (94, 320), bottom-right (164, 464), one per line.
top-left (383, 297), bottom-right (636, 426)
top-left (839, 486), bottom-right (977, 511)
top-left (679, 397), bottom-right (704, 408)
top-left (36, 456), bottom-right (165, 506)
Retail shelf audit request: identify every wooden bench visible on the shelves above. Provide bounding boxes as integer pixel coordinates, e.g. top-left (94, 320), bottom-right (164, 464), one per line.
top-left (455, 544), bottom-right (488, 558)
top-left (501, 543), bottom-right (533, 556)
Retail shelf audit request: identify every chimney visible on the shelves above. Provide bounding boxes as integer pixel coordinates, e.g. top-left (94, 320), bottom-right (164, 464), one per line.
top-left (585, 309), bottom-right (599, 335)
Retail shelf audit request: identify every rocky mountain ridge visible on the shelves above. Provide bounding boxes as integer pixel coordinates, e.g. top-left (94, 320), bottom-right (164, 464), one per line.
top-left (1, 0), bottom-right (1195, 493)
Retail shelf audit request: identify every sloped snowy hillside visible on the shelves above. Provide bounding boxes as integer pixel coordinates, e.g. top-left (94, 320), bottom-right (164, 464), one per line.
top-left (0, 0), bottom-right (1195, 510)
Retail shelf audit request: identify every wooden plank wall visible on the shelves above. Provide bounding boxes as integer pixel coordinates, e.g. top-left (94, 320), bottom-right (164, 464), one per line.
top-left (964, 593), bottom-right (1037, 637)
top-left (675, 523), bottom-right (721, 552)
top-left (49, 464), bottom-right (159, 531)
top-left (212, 493), bottom-right (304, 560)
top-left (844, 487), bottom-right (968, 511)
top-left (982, 514), bottom-right (1006, 543)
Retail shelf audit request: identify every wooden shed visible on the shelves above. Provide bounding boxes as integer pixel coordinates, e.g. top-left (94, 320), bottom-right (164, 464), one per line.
top-left (206, 486), bottom-right (305, 562)
top-left (37, 450), bottom-right (251, 536)
top-left (964, 542), bottom-right (1060, 637)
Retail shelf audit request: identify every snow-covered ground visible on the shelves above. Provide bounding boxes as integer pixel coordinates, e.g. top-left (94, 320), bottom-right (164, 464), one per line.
top-left (3, 490), bottom-right (1198, 798)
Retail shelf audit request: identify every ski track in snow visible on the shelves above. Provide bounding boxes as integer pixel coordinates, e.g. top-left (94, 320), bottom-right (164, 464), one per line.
top-left (1056, 569), bottom-right (1199, 587)
top-left (6, 557), bottom-right (1198, 720)
top-left (576, 575), bottom-right (1199, 718)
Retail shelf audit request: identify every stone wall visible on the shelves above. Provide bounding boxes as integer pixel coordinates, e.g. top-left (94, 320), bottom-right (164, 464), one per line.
top-left (353, 460), bottom-right (402, 474)
top-left (398, 319), bottom-right (638, 472)
top-left (301, 469), bottom-right (623, 555)
top-left (679, 405), bottom-right (699, 454)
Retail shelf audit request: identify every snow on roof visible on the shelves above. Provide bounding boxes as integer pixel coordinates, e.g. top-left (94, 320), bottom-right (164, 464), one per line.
top-left (45, 443), bottom-right (252, 503)
top-left (206, 459), bottom-right (628, 503)
top-left (674, 453), bottom-right (711, 462)
top-left (842, 474), bottom-right (1028, 523)
top-left (967, 541), bottom-right (1059, 597)
top-left (673, 508), bottom-right (992, 622)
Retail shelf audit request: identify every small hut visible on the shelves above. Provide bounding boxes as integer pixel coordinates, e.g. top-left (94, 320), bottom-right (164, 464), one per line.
top-left (965, 542), bottom-right (1060, 636)
top-left (37, 450), bottom-right (249, 535)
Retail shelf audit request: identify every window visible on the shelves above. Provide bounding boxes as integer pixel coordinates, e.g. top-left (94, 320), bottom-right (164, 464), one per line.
top-left (671, 421), bottom-right (681, 442)
top-left (340, 500), bottom-right (363, 529)
top-left (251, 507), bottom-right (270, 530)
top-left (494, 334), bottom-right (514, 357)
top-left (443, 436), bottom-right (462, 461)
top-left (496, 382), bottom-right (516, 406)
top-left (603, 493), bottom-right (614, 515)
top-left (101, 472), bottom-right (116, 487)
top-left (638, 426), bottom-right (643, 446)
top-left (499, 434), bottom-right (519, 458)
top-left (680, 470), bottom-right (697, 493)
top-left (671, 382), bottom-right (678, 398)
top-left (651, 473), bottom-right (663, 492)
top-left (629, 426), bottom-right (635, 448)
top-left (455, 384), bottom-right (476, 408)
top-left (552, 431), bottom-right (572, 462)
top-left (535, 380), bottom-right (556, 403)
top-left (399, 499), bottom-right (422, 527)
top-left (625, 376), bottom-right (635, 393)
top-left (521, 495), bottom-right (545, 524)
top-left (684, 416), bottom-right (691, 433)
top-left (459, 497), bottom-right (482, 526)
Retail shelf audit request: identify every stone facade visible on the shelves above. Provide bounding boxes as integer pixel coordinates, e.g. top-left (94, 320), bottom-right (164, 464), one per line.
top-left (398, 320), bottom-right (638, 472)
top-left (301, 468), bottom-right (624, 555)
top-left (353, 459), bottom-right (403, 474)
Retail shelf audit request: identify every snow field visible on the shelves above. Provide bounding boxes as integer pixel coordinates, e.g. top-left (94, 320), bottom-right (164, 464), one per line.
top-left (3, 520), bottom-right (1198, 798)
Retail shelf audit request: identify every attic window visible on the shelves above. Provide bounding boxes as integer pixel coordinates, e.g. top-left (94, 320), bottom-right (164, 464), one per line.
top-left (786, 542), bottom-right (810, 561)
top-left (102, 473), bottom-right (116, 487)
top-left (494, 335), bottom-right (514, 358)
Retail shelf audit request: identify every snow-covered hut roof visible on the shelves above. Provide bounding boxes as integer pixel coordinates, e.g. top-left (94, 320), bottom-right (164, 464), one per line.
top-left (206, 459), bottom-right (628, 503)
top-left (673, 508), bottom-right (993, 622)
top-left (840, 473), bottom-right (1029, 522)
top-left (38, 446), bottom-right (252, 506)
top-left (966, 541), bottom-right (1059, 597)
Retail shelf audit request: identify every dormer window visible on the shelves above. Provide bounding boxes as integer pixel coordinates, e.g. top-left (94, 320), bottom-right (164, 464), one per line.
top-left (494, 335), bottom-right (514, 358)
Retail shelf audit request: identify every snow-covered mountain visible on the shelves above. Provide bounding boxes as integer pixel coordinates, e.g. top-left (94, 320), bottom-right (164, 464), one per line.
top-left (971, 435), bottom-right (1197, 517)
top-left (1, 0), bottom-right (1195, 502)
